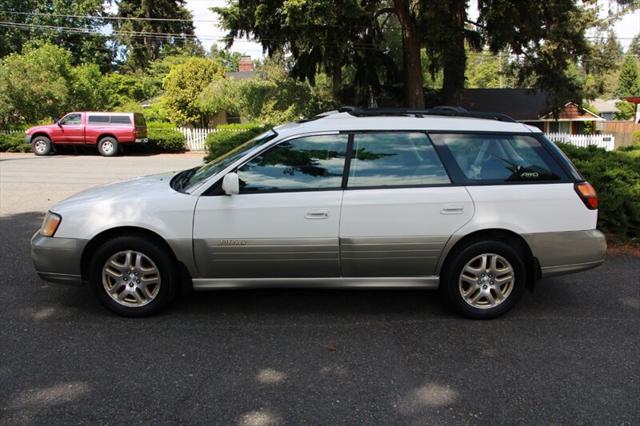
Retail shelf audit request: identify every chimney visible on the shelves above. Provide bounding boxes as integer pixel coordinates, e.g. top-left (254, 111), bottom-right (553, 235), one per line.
top-left (239, 56), bottom-right (254, 72)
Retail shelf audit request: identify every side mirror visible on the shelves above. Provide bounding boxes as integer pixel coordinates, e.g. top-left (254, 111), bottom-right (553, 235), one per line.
top-left (221, 172), bottom-right (239, 195)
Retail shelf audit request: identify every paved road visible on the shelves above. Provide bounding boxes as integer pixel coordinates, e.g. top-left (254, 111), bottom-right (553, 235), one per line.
top-left (1, 153), bottom-right (639, 425)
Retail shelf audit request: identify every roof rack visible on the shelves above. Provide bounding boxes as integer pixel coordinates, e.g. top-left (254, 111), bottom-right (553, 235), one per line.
top-left (337, 106), bottom-right (517, 123)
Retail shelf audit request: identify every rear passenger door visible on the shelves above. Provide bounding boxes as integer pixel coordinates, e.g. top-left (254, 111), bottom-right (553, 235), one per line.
top-left (339, 132), bottom-right (474, 277)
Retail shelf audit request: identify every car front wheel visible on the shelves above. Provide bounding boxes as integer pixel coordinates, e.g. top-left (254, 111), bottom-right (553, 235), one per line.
top-left (89, 236), bottom-right (177, 316)
top-left (441, 240), bottom-right (526, 319)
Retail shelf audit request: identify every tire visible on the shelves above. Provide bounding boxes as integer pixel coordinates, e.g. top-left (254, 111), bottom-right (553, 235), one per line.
top-left (32, 136), bottom-right (52, 156)
top-left (441, 240), bottom-right (526, 319)
top-left (97, 137), bottom-right (118, 157)
top-left (88, 236), bottom-right (178, 317)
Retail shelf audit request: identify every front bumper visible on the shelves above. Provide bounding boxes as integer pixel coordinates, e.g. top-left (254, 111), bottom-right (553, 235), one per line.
top-left (523, 230), bottom-right (606, 278)
top-left (31, 232), bottom-right (87, 285)
top-left (25, 134), bottom-right (32, 144)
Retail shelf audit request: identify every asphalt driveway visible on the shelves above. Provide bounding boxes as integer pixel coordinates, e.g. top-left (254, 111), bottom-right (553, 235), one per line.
top-left (0, 152), bottom-right (638, 425)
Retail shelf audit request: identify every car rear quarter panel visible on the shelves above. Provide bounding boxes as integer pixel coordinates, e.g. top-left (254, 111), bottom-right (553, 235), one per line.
top-left (439, 183), bottom-right (601, 273)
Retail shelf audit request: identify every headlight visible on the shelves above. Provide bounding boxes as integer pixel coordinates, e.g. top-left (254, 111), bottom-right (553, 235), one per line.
top-left (40, 211), bottom-right (62, 237)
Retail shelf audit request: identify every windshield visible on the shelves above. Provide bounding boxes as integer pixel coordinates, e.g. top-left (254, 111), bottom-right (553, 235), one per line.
top-left (181, 129), bottom-right (277, 192)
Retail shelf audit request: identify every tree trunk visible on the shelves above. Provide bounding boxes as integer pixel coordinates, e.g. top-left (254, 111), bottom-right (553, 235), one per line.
top-left (331, 62), bottom-right (342, 105)
top-left (442, 0), bottom-right (466, 105)
top-left (394, 0), bottom-right (424, 109)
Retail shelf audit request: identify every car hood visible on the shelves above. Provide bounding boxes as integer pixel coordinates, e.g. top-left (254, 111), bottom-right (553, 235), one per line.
top-left (52, 172), bottom-right (178, 212)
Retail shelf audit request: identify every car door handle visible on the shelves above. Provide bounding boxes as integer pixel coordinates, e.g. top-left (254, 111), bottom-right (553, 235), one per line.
top-left (305, 209), bottom-right (329, 219)
top-left (441, 205), bottom-right (465, 215)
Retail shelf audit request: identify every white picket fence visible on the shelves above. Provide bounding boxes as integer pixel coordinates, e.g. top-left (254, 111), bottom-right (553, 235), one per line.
top-left (176, 127), bottom-right (217, 151)
top-left (545, 132), bottom-right (615, 151)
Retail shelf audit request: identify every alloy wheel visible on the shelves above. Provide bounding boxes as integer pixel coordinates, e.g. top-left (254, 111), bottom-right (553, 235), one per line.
top-left (458, 253), bottom-right (515, 309)
top-left (102, 250), bottom-right (161, 307)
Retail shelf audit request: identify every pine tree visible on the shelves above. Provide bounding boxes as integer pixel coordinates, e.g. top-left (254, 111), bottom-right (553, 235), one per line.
top-left (614, 55), bottom-right (640, 98)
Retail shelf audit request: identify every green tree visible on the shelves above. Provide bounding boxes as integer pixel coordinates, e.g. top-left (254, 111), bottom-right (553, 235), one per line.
top-left (163, 57), bottom-right (225, 125)
top-left (629, 34), bottom-right (640, 56)
top-left (114, 0), bottom-right (197, 68)
top-left (70, 64), bottom-right (108, 111)
top-left (213, 0), bottom-right (397, 106)
top-left (208, 45), bottom-right (242, 72)
top-left (0, 0), bottom-right (113, 70)
top-left (586, 32), bottom-right (624, 76)
top-left (215, 0), bottom-right (611, 109)
top-left (614, 55), bottom-right (640, 98)
top-left (0, 43), bottom-right (74, 125)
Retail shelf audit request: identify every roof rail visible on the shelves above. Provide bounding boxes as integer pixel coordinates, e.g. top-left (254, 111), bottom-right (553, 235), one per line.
top-left (337, 106), bottom-right (517, 123)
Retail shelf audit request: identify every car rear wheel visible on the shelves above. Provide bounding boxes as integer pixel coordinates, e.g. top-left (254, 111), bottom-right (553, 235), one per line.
top-left (441, 240), bottom-right (526, 319)
top-left (97, 137), bottom-right (118, 157)
top-left (89, 236), bottom-right (178, 316)
top-left (32, 136), bottom-right (52, 156)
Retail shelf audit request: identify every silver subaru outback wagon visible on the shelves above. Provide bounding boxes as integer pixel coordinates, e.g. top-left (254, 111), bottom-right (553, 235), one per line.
top-left (31, 108), bottom-right (606, 319)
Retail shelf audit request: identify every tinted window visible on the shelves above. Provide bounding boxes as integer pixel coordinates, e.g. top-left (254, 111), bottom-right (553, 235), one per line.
top-left (347, 133), bottom-right (450, 187)
top-left (238, 135), bottom-right (348, 192)
top-left (432, 134), bottom-right (564, 182)
top-left (88, 115), bottom-right (110, 124)
top-left (59, 113), bottom-right (81, 125)
top-left (110, 115), bottom-right (132, 124)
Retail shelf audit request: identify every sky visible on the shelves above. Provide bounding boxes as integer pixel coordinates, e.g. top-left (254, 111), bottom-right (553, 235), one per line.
top-left (186, 0), bottom-right (640, 60)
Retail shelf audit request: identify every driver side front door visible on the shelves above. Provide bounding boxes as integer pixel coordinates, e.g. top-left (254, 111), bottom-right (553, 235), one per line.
top-left (51, 113), bottom-right (84, 143)
top-left (192, 133), bottom-right (349, 280)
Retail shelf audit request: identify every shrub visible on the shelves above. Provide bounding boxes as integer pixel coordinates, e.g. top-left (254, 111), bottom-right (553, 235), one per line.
top-left (147, 123), bottom-right (186, 152)
top-left (0, 132), bottom-right (31, 152)
top-left (558, 143), bottom-right (640, 239)
top-left (204, 123), bottom-right (271, 161)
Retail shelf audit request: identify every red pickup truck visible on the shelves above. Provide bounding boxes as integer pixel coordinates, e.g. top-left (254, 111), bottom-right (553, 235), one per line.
top-left (25, 112), bottom-right (148, 157)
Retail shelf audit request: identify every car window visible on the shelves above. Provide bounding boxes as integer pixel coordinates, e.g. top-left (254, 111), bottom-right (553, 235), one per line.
top-left (432, 134), bottom-right (564, 182)
top-left (60, 113), bottom-right (82, 125)
top-left (110, 115), bottom-right (132, 125)
top-left (238, 134), bottom-right (348, 193)
top-left (347, 132), bottom-right (450, 188)
top-left (88, 115), bottom-right (110, 124)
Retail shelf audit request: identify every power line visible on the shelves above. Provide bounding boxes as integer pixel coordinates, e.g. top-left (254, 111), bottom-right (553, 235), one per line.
top-left (2, 10), bottom-right (217, 23)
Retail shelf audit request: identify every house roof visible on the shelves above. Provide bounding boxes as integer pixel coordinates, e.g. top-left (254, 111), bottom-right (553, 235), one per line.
top-left (591, 98), bottom-right (620, 114)
top-left (539, 102), bottom-right (604, 122)
top-left (458, 88), bottom-right (552, 121)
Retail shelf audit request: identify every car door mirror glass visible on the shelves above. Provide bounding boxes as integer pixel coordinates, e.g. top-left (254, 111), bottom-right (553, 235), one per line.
top-left (222, 172), bottom-right (240, 195)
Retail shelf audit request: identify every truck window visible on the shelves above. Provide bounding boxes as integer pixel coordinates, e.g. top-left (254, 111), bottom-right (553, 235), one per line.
top-left (88, 115), bottom-right (110, 124)
top-left (59, 113), bottom-right (82, 125)
top-left (110, 116), bottom-right (132, 125)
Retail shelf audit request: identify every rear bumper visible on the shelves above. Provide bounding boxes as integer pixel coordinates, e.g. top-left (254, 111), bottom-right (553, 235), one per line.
top-left (523, 230), bottom-right (606, 278)
top-left (31, 232), bottom-right (87, 285)
top-left (135, 138), bottom-right (148, 144)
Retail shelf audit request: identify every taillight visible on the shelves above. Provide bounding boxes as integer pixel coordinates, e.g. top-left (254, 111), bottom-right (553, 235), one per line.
top-left (575, 182), bottom-right (598, 210)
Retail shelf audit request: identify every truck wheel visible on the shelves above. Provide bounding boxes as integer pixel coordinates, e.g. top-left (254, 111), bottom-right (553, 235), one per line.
top-left (98, 137), bottom-right (118, 157)
top-left (32, 136), bottom-right (52, 156)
